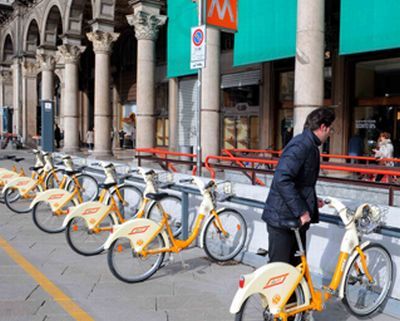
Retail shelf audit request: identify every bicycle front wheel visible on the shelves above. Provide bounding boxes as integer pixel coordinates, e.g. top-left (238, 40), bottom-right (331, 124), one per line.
top-left (146, 194), bottom-right (182, 236)
top-left (107, 235), bottom-right (165, 283)
top-left (45, 168), bottom-right (64, 189)
top-left (203, 208), bottom-right (247, 262)
top-left (4, 186), bottom-right (40, 214)
top-left (32, 200), bottom-right (73, 233)
top-left (343, 243), bottom-right (393, 316)
top-left (235, 286), bottom-right (304, 321)
top-left (66, 214), bottom-right (117, 256)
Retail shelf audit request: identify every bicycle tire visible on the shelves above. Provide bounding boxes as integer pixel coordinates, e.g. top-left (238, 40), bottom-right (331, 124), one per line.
top-left (146, 194), bottom-right (182, 237)
top-left (203, 208), bottom-right (247, 262)
top-left (342, 243), bottom-right (393, 316)
top-left (44, 168), bottom-right (64, 190)
top-left (65, 173), bottom-right (99, 202)
top-left (66, 213), bottom-right (118, 256)
top-left (32, 200), bottom-right (75, 233)
top-left (107, 234), bottom-right (165, 283)
top-left (4, 185), bottom-right (41, 214)
top-left (235, 285), bottom-right (304, 321)
top-left (108, 184), bottom-right (143, 219)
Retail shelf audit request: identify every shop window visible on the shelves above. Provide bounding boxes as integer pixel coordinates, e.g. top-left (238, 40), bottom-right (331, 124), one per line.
top-left (223, 116), bottom-right (259, 149)
top-left (221, 32), bottom-right (234, 51)
top-left (156, 118), bottom-right (169, 147)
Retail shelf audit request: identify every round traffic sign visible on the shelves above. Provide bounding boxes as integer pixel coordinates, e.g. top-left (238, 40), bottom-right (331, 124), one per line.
top-left (192, 28), bottom-right (204, 47)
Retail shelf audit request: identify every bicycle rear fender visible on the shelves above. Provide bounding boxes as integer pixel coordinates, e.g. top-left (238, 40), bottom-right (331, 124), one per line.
top-left (62, 201), bottom-right (111, 230)
top-left (338, 241), bottom-right (370, 299)
top-left (30, 188), bottom-right (74, 212)
top-left (3, 176), bottom-right (37, 197)
top-left (0, 170), bottom-right (19, 185)
top-left (230, 262), bottom-right (310, 315)
top-left (103, 218), bottom-right (170, 252)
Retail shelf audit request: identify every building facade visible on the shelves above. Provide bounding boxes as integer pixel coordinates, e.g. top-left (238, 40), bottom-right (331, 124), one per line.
top-left (1, 0), bottom-right (400, 158)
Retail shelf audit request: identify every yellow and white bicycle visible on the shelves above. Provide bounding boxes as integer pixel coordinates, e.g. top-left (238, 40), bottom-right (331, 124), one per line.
top-left (230, 197), bottom-right (393, 320)
top-left (104, 176), bottom-right (247, 283)
top-left (62, 167), bottom-right (182, 256)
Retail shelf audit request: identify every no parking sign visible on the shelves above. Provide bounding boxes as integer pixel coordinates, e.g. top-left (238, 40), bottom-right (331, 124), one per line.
top-left (190, 25), bottom-right (206, 69)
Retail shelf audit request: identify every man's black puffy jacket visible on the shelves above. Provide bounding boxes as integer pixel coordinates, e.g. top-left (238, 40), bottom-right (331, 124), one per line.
top-left (262, 128), bottom-right (321, 228)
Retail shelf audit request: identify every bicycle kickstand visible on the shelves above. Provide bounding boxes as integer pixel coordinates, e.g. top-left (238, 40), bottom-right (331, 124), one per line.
top-left (178, 252), bottom-right (190, 269)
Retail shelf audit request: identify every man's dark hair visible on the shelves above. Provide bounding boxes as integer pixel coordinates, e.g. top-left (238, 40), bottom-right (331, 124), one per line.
top-left (304, 107), bottom-right (336, 131)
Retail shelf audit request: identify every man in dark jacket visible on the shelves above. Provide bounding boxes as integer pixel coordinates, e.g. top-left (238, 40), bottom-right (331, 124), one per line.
top-left (262, 107), bottom-right (335, 266)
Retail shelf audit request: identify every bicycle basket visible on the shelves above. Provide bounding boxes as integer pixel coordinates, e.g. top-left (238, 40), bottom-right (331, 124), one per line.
top-left (357, 204), bottom-right (387, 234)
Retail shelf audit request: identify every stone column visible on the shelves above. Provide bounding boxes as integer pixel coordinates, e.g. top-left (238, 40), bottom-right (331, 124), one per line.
top-left (260, 62), bottom-right (274, 149)
top-left (168, 78), bottom-right (178, 151)
top-left (112, 86), bottom-right (121, 150)
top-left (36, 49), bottom-right (56, 102)
top-left (127, 7), bottom-right (166, 149)
top-left (12, 58), bottom-right (22, 136)
top-left (87, 31), bottom-right (119, 157)
top-left (201, 27), bottom-right (221, 158)
top-left (21, 60), bottom-right (38, 145)
top-left (57, 44), bottom-right (85, 153)
top-left (293, 0), bottom-right (325, 134)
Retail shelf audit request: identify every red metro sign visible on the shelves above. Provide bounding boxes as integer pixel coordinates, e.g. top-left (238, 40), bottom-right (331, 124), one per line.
top-left (206, 0), bottom-right (238, 32)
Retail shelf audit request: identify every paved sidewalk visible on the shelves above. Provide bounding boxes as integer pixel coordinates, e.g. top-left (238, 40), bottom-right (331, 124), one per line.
top-left (0, 153), bottom-right (398, 321)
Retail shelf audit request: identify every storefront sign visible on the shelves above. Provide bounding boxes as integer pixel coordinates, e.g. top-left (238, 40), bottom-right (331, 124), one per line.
top-left (207, 0), bottom-right (238, 32)
top-left (190, 25), bottom-right (206, 69)
top-left (356, 119), bottom-right (376, 129)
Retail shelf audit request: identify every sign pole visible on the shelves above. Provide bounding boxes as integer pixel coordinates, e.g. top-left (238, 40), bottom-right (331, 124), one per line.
top-left (196, 0), bottom-right (204, 176)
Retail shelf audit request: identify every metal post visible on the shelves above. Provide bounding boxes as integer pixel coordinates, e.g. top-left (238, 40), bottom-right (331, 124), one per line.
top-left (196, 0), bottom-right (204, 177)
top-left (181, 191), bottom-right (189, 239)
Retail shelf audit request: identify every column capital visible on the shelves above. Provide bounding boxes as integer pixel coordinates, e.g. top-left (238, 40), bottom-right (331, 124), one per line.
top-left (22, 60), bottom-right (38, 78)
top-left (127, 11), bottom-right (166, 41)
top-left (0, 69), bottom-right (12, 83)
top-left (86, 31), bottom-right (119, 54)
top-left (57, 44), bottom-right (86, 65)
top-left (36, 49), bottom-right (57, 72)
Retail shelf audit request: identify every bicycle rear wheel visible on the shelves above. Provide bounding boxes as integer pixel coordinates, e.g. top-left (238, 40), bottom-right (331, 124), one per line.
top-left (107, 235), bottom-right (165, 283)
top-left (4, 186), bottom-right (40, 214)
top-left (203, 208), bottom-right (247, 262)
top-left (343, 243), bottom-right (393, 316)
top-left (109, 184), bottom-right (142, 219)
top-left (146, 195), bottom-right (182, 236)
top-left (45, 168), bottom-right (64, 189)
top-left (32, 200), bottom-right (73, 233)
top-left (66, 173), bottom-right (99, 202)
top-left (66, 214), bottom-right (117, 256)
top-left (235, 286), bottom-right (304, 321)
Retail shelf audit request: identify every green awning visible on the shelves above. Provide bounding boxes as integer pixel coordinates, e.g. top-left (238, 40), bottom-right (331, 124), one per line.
top-left (340, 0), bottom-right (400, 55)
top-left (234, 0), bottom-right (297, 66)
top-left (167, 0), bottom-right (198, 78)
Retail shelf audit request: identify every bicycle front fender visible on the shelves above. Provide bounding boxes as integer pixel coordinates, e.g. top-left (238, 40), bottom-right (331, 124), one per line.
top-left (230, 262), bottom-right (310, 315)
top-left (30, 188), bottom-right (75, 211)
top-left (338, 241), bottom-right (371, 299)
top-left (3, 176), bottom-right (37, 197)
top-left (103, 218), bottom-right (169, 252)
top-left (62, 201), bottom-right (111, 229)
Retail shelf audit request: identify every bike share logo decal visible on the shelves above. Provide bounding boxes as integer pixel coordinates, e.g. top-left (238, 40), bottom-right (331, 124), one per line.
top-left (272, 294), bottom-right (281, 305)
top-left (129, 225), bottom-right (150, 235)
top-left (82, 207), bottom-right (101, 216)
top-left (48, 194), bottom-right (64, 200)
top-left (16, 180), bottom-right (29, 186)
top-left (263, 273), bottom-right (289, 289)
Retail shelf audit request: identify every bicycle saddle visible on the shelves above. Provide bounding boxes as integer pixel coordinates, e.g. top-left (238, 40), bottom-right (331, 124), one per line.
top-left (14, 157), bottom-right (25, 162)
top-left (280, 219), bottom-right (301, 229)
top-left (99, 182), bottom-right (116, 190)
top-left (6, 155), bottom-right (16, 159)
top-left (29, 165), bottom-right (43, 171)
top-left (145, 192), bottom-right (169, 201)
top-left (64, 169), bottom-right (81, 176)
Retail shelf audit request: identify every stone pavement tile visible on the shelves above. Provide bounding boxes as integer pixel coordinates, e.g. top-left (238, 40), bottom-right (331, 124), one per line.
top-left (157, 293), bottom-right (222, 310)
top-left (0, 279), bottom-right (39, 301)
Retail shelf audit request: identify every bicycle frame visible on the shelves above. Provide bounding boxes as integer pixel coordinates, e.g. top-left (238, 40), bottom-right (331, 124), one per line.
top-left (230, 197), bottom-right (376, 320)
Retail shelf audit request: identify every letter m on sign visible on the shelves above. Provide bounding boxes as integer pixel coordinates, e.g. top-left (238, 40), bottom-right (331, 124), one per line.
top-left (207, 0), bottom-right (237, 32)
